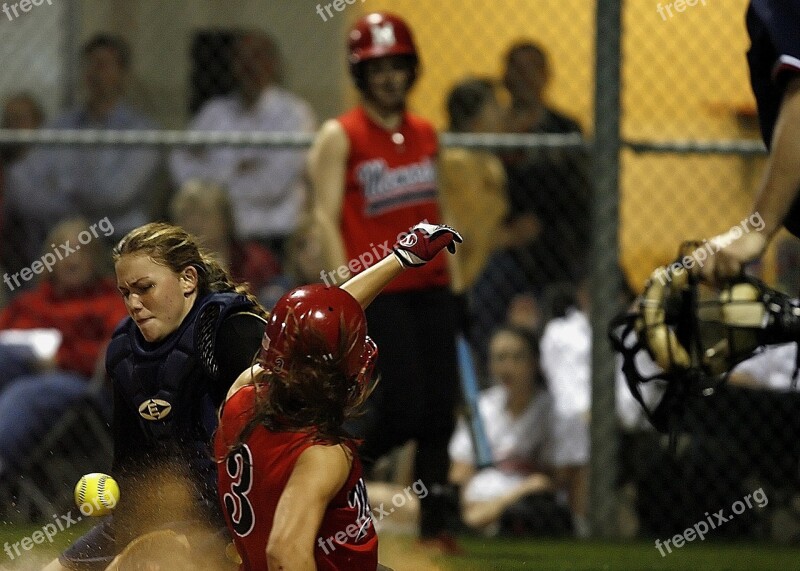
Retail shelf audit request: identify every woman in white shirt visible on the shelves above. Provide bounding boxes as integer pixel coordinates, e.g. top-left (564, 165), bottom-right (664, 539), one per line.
top-left (448, 325), bottom-right (572, 536)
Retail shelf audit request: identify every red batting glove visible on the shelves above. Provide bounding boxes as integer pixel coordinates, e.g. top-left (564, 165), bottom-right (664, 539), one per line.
top-left (393, 223), bottom-right (463, 268)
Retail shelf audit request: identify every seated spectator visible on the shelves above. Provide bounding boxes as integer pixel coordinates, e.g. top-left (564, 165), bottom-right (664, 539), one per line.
top-left (539, 282), bottom-right (591, 537)
top-left (540, 277), bottom-right (655, 536)
top-left (169, 30), bottom-right (316, 261)
top-left (0, 218), bottom-right (128, 476)
top-left (729, 343), bottom-right (800, 391)
top-left (0, 92), bottom-right (43, 164)
top-left (4, 34), bottom-right (160, 270)
top-left (169, 179), bottom-right (282, 307)
top-left (1, 92), bottom-right (45, 283)
top-left (448, 325), bottom-right (572, 537)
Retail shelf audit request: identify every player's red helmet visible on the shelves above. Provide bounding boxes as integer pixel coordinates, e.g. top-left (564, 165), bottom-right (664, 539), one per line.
top-left (258, 284), bottom-right (377, 388)
top-left (348, 12), bottom-right (418, 65)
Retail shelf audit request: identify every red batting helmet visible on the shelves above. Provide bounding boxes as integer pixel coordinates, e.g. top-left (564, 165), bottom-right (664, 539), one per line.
top-left (348, 12), bottom-right (418, 65)
top-left (258, 285), bottom-right (377, 387)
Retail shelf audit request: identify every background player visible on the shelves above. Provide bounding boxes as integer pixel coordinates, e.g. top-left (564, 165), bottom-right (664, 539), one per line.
top-left (215, 223), bottom-right (461, 570)
top-left (697, 0), bottom-right (800, 281)
top-left (44, 223), bottom-right (267, 571)
top-left (308, 12), bottom-right (463, 547)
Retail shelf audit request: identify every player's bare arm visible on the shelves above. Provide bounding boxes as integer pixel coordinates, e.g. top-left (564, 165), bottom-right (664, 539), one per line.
top-left (341, 223), bottom-right (463, 309)
top-left (704, 76), bottom-right (800, 281)
top-left (308, 119), bottom-right (350, 274)
top-left (266, 444), bottom-right (353, 570)
top-left (225, 364), bottom-right (262, 402)
top-left (340, 254), bottom-right (404, 309)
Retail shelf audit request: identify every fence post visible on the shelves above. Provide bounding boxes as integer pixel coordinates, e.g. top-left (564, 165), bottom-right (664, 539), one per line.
top-left (590, 0), bottom-right (622, 539)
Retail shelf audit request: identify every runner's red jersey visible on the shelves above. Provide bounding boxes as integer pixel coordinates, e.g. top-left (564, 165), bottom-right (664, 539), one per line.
top-left (338, 106), bottom-right (449, 293)
top-left (215, 385), bottom-right (378, 570)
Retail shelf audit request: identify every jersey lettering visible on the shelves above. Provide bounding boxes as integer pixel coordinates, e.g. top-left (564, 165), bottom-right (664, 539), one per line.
top-left (223, 444), bottom-right (256, 537)
top-left (347, 478), bottom-right (373, 542)
top-left (356, 158), bottom-right (437, 216)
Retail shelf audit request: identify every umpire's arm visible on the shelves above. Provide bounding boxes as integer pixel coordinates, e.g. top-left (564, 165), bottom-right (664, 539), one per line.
top-left (708, 77), bottom-right (800, 279)
top-left (754, 77), bottom-right (800, 239)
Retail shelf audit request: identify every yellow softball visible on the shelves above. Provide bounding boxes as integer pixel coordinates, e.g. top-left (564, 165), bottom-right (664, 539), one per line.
top-left (74, 473), bottom-right (120, 517)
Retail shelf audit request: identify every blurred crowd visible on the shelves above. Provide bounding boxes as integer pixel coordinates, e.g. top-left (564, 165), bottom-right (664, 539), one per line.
top-left (2, 27), bottom-right (799, 546)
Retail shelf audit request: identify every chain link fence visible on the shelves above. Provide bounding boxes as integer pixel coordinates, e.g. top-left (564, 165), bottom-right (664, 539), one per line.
top-left (1, 0), bottom-right (796, 551)
top-left (619, 0), bottom-right (800, 546)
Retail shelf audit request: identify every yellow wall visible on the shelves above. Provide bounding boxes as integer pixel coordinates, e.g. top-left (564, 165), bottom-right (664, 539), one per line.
top-left (357, 0), bottom-right (766, 289)
top-left (358, 0), bottom-right (595, 131)
top-left (620, 0), bottom-right (765, 287)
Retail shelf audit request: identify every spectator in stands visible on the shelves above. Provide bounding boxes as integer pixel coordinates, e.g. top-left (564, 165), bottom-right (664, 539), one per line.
top-left (439, 79), bottom-right (539, 344)
top-left (498, 41), bottom-right (591, 295)
top-left (170, 30), bottom-right (316, 261)
top-left (4, 35), bottom-right (161, 272)
top-left (1, 92), bottom-right (45, 286)
top-left (169, 179), bottom-right (282, 307)
top-left (439, 78), bottom-right (540, 348)
top-left (0, 92), bottom-right (43, 164)
top-left (728, 344), bottom-right (799, 390)
top-left (0, 218), bottom-right (127, 475)
top-left (439, 78), bottom-right (539, 297)
top-left (539, 282), bottom-right (591, 537)
top-left (283, 211), bottom-right (326, 283)
top-left (506, 293), bottom-right (543, 333)
top-left (449, 325), bottom-right (572, 537)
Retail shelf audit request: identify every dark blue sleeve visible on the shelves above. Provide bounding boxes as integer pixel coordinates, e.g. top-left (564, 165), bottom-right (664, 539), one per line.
top-left (749, 0), bottom-right (800, 64)
top-left (747, 0), bottom-right (800, 146)
top-left (747, 1), bottom-right (800, 237)
top-left (211, 311), bottom-right (265, 407)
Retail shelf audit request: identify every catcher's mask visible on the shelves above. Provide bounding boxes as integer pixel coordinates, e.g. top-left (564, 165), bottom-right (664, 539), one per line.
top-left (609, 241), bottom-right (800, 434)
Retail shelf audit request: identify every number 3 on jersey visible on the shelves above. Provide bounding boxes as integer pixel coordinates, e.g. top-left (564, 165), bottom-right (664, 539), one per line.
top-left (223, 444), bottom-right (256, 537)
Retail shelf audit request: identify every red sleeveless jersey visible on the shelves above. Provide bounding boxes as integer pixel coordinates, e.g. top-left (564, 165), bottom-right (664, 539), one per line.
top-left (338, 106), bottom-right (449, 293)
top-left (214, 386), bottom-right (378, 570)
